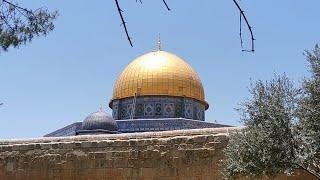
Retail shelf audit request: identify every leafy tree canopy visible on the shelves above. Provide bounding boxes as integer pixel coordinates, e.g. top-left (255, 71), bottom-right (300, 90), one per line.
top-left (224, 45), bottom-right (320, 179)
top-left (0, 0), bottom-right (57, 52)
top-left (297, 45), bottom-right (320, 176)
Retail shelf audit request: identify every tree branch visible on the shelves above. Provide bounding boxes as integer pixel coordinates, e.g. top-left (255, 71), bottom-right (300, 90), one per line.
top-left (162, 0), bottom-right (171, 11)
top-left (113, 0), bottom-right (254, 51)
top-left (232, 0), bottom-right (255, 52)
top-left (293, 163), bottom-right (320, 179)
top-left (0, 0), bottom-right (57, 51)
top-left (0, 12), bottom-right (15, 31)
top-left (239, 12), bottom-right (243, 49)
top-left (114, 0), bottom-right (133, 47)
top-left (2, 0), bottom-right (31, 13)
top-left (281, 161), bottom-right (320, 179)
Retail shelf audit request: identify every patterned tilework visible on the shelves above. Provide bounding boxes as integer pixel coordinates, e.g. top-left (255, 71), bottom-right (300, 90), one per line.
top-left (136, 103), bottom-right (144, 116)
top-left (116, 118), bottom-right (231, 133)
top-left (155, 103), bottom-right (162, 116)
top-left (120, 105), bottom-right (128, 119)
top-left (44, 119), bottom-right (231, 137)
top-left (112, 96), bottom-right (206, 121)
top-left (144, 103), bottom-right (154, 116)
top-left (127, 104), bottom-right (134, 118)
top-left (112, 101), bottom-right (119, 119)
top-left (184, 103), bottom-right (193, 119)
top-left (164, 103), bottom-right (174, 117)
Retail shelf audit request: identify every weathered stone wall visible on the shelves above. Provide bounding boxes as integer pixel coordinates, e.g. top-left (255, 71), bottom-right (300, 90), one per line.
top-left (0, 128), bottom-right (314, 180)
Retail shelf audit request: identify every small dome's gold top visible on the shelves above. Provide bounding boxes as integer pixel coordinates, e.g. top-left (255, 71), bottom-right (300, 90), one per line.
top-left (112, 51), bottom-right (208, 109)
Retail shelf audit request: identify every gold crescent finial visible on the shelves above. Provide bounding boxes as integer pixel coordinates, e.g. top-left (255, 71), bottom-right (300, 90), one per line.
top-left (157, 34), bottom-right (162, 51)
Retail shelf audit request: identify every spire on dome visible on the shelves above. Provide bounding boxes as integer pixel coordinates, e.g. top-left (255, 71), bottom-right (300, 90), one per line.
top-left (99, 105), bottom-right (104, 112)
top-left (157, 34), bottom-right (162, 51)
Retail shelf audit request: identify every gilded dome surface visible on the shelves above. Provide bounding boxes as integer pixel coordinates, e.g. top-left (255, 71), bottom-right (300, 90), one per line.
top-left (112, 50), bottom-right (208, 108)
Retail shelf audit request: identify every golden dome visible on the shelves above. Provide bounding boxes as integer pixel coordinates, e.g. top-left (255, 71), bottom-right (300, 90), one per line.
top-left (111, 50), bottom-right (208, 109)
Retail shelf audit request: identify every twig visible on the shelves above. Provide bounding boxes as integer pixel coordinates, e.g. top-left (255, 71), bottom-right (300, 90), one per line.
top-left (1, 0), bottom-right (47, 30)
top-left (293, 163), bottom-right (320, 179)
top-left (2, 0), bottom-right (31, 13)
top-left (281, 161), bottom-right (320, 179)
top-left (232, 0), bottom-right (255, 52)
top-left (239, 12), bottom-right (243, 49)
top-left (0, 12), bottom-right (15, 31)
top-left (162, 0), bottom-right (171, 11)
top-left (114, 0), bottom-right (133, 47)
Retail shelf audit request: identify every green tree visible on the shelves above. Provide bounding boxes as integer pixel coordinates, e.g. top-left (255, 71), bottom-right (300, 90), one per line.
top-left (223, 75), bottom-right (301, 179)
top-left (297, 45), bottom-right (320, 175)
top-left (0, 0), bottom-right (57, 52)
top-left (223, 46), bottom-right (320, 179)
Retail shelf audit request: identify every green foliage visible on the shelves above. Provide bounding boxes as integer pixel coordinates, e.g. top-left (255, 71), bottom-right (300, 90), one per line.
top-left (297, 45), bottom-right (320, 174)
top-left (0, 0), bottom-right (58, 52)
top-left (223, 75), bottom-right (298, 179)
top-left (223, 45), bottom-right (320, 179)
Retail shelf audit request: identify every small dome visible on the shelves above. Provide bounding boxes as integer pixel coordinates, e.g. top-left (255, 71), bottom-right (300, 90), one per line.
top-left (82, 109), bottom-right (118, 132)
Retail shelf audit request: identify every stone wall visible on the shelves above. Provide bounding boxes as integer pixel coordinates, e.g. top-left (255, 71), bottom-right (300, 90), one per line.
top-left (0, 128), bottom-right (314, 180)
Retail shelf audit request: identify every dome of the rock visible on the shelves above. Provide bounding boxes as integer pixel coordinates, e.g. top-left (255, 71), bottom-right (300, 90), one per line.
top-left (44, 42), bottom-right (230, 137)
top-left (109, 48), bottom-right (208, 121)
top-left (111, 50), bottom-right (208, 109)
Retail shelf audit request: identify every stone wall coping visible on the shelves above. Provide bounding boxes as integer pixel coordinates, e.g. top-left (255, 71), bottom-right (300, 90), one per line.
top-left (0, 127), bottom-right (243, 146)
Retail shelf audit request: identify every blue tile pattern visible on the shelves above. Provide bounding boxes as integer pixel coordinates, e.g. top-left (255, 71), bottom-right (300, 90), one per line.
top-left (44, 119), bottom-right (232, 137)
top-left (112, 96), bottom-right (206, 121)
top-left (116, 118), bottom-right (231, 133)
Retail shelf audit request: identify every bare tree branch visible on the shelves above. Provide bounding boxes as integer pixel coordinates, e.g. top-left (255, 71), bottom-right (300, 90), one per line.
top-left (232, 0), bottom-right (255, 52)
top-left (239, 12), bottom-right (243, 49)
top-left (114, 0), bottom-right (133, 47)
top-left (115, 0), bottom-right (255, 52)
top-left (162, 0), bottom-right (171, 11)
top-left (292, 162), bottom-right (320, 179)
top-left (2, 0), bottom-right (31, 13)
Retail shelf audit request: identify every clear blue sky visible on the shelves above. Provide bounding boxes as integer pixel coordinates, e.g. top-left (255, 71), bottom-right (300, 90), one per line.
top-left (0, 1), bottom-right (319, 139)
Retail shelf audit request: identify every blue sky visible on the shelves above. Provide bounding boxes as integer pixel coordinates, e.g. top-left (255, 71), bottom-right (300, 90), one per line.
top-left (0, 1), bottom-right (319, 139)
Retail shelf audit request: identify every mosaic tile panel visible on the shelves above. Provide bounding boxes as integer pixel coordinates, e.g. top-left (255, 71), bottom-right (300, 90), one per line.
top-left (44, 118), bottom-right (230, 136)
top-left (113, 96), bottom-right (205, 121)
top-left (184, 103), bottom-right (193, 119)
top-left (116, 118), bottom-right (230, 133)
top-left (136, 103), bottom-right (144, 116)
top-left (175, 104), bottom-right (182, 117)
top-left (120, 105), bottom-right (129, 119)
top-left (164, 103), bottom-right (174, 117)
top-left (127, 104), bottom-right (134, 118)
top-left (144, 103), bottom-right (154, 116)
top-left (155, 103), bottom-right (162, 116)
top-left (112, 101), bottom-right (119, 120)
